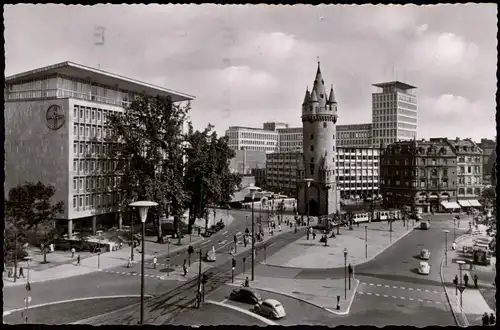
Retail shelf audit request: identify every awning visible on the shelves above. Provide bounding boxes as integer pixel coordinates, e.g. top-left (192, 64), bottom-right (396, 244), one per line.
top-left (448, 202), bottom-right (461, 209)
top-left (469, 200), bottom-right (482, 207)
top-left (441, 201), bottom-right (452, 209)
top-left (458, 200), bottom-right (472, 207)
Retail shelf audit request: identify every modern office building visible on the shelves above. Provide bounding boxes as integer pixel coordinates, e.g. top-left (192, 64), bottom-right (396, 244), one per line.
top-left (336, 123), bottom-right (373, 147)
top-left (372, 81), bottom-right (418, 147)
top-left (225, 126), bottom-right (279, 153)
top-left (266, 147), bottom-right (380, 201)
top-left (477, 138), bottom-right (496, 186)
top-left (4, 61), bottom-right (194, 238)
top-left (278, 127), bottom-right (303, 152)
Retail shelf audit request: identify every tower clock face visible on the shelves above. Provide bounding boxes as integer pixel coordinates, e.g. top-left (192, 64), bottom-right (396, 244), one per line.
top-left (46, 105), bottom-right (66, 130)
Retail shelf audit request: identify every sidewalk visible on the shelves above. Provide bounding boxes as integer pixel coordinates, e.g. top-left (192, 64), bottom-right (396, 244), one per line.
top-left (440, 235), bottom-right (495, 327)
top-left (263, 220), bottom-right (417, 269)
top-left (228, 274), bottom-right (358, 315)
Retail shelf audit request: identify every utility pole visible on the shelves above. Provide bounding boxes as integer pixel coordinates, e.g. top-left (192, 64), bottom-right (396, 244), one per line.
top-left (197, 247), bottom-right (202, 308)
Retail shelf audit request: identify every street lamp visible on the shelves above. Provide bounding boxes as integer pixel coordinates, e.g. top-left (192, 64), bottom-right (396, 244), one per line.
top-left (364, 226), bottom-right (368, 258)
top-left (23, 256), bottom-right (32, 323)
top-left (129, 201), bottom-right (158, 325)
top-left (444, 230), bottom-right (450, 267)
top-left (97, 230), bottom-right (103, 270)
top-left (249, 187), bottom-right (259, 281)
top-left (456, 260), bottom-right (466, 310)
top-left (305, 178), bottom-right (313, 229)
top-left (453, 217), bottom-right (457, 242)
top-left (343, 248), bottom-right (348, 300)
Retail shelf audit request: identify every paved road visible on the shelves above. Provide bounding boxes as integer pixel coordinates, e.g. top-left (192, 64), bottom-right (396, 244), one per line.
top-left (199, 284), bottom-right (342, 326)
top-left (343, 215), bottom-right (465, 326)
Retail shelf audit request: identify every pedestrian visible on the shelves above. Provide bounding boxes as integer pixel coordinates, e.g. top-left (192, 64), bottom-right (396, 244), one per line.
top-left (473, 274), bottom-right (478, 288)
top-left (312, 231), bottom-right (317, 240)
top-left (452, 241), bottom-right (456, 251)
top-left (183, 260), bottom-right (188, 276)
top-left (19, 266), bottom-right (25, 278)
top-left (244, 276), bottom-right (250, 287)
top-left (77, 254), bottom-right (81, 266)
top-left (482, 312), bottom-right (490, 326)
top-left (71, 247), bottom-right (75, 258)
top-left (243, 236), bottom-right (248, 247)
top-left (153, 256), bottom-right (158, 269)
top-left (464, 273), bottom-right (469, 287)
top-left (489, 313), bottom-right (495, 326)
top-left (127, 256), bottom-right (132, 268)
top-left (278, 224), bottom-right (282, 232)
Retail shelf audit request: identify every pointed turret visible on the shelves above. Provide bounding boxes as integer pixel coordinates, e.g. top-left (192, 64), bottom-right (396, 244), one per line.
top-left (310, 88), bottom-right (318, 103)
top-left (302, 87), bottom-right (311, 105)
top-left (327, 85), bottom-right (336, 104)
top-left (313, 62), bottom-right (327, 107)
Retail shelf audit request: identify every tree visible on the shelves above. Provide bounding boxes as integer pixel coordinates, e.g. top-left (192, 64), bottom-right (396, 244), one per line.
top-left (184, 124), bottom-right (241, 229)
top-left (105, 95), bottom-right (190, 243)
top-left (5, 182), bottom-right (64, 265)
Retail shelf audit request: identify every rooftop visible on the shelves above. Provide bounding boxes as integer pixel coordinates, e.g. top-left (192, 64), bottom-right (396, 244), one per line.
top-left (372, 81), bottom-right (417, 90)
top-left (5, 61), bottom-right (195, 102)
top-left (337, 123), bottom-right (373, 130)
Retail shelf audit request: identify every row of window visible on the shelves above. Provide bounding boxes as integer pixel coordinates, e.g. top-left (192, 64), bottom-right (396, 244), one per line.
top-left (72, 176), bottom-right (122, 192)
top-left (72, 158), bottom-right (118, 173)
top-left (73, 123), bottom-right (113, 140)
top-left (72, 192), bottom-right (122, 210)
top-left (337, 131), bottom-right (371, 139)
top-left (457, 176), bottom-right (482, 185)
top-left (338, 176), bottom-right (378, 181)
top-left (397, 122), bottom-right (417, 130)
top-left (458, 157), bottom-right (481, 163)
top-left (458, 188), bottom-right (481, 195)
top-left (73, 142), bottom-right (119, 157)
top-left (457, 165), bottom-right (481, 174)
top-left (73, 105), bottom-right (113, 124)
top-left (337, 140), bottom-right (373, 147)
top-left (383, 179), bottom-right (450, 188)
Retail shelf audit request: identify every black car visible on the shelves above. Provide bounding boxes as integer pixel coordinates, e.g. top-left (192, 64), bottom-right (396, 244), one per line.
top-left (201, 230), bottom-right (213, 238)
top-left (229, 288), bottom-right (262, 304)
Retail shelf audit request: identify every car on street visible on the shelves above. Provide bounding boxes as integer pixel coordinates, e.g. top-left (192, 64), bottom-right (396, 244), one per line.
top-left (420, 248), bottom-right (431, 260)
top-left (229, 288), bottom-right (262, 304)
top-left (420, 221), bottom-right (430, 230)
top-left (254, 299), bottom-right (286, 319)
top-left (418, 261), bottom-right (430, 275)
top-left (205, 250), bottom-right (216, 262)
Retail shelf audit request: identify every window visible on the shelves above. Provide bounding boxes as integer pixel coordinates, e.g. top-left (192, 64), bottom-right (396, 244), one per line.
top-left (79, 179), bottom-right (83, 191)
top-left (85, 195), bottom-right (89, 207)
top-left (73, 179), bottom-right (77, 190)
top-left (92, 126), bottom-right (96, 137)
top-left (73, 196), bottom-right (77, 209)
top-left (467, 166), bottom-right (471, 173)
top-left (97, 110), bottom-right (102, 121)
top-left (73, 143), bottom-right (78, 154)
top-left (97, 127), bottom-right (101, 138)
top-left (74, 124), bottom-right (78, 137)
top-left (91, 109), bottom-right (95, 120)
top-left (86, 126), bottom-right (90, 138)
top-left (323, 122), bottom-right (327, 128)
top-left (80, 109), bottom-right (84, 119)
top-left (73, 160), bottom-right (77, 171)
top-left (310, 145), bottom-right (314, 152)
top-left (79, 125), bottom-right (84, 136)
top-left (86, 108), bottom-right (90, 120)
top-left (79, 143), bottom-right (84, 154)
top-left (458, 188), bottom-right (465, 195)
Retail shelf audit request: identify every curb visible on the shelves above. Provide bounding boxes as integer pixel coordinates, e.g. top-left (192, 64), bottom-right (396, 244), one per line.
top-left (439, 250), bottom-right (469, 327)
top-left (262, 222), bottom-right (418, 270)
top-left (227, 279), bottom-right (360, 316)
top-left (206, 300), bottom-right (277, 326)
top-left (3, 294), bottom-right (154, 317)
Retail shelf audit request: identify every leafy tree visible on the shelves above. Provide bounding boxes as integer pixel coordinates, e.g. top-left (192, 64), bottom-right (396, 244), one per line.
top-left (184, 123), bottom-right (241, 229)
top-left (5, 181), bottom-right (64, 265)
top-left (481, 186), bottom-right (495, 206)
top-left (105, 95), bottom-right (189, 243)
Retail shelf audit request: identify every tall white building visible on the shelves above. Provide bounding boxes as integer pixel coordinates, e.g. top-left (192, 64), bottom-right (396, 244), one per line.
top-left (336, 123), bottom-right (373, 148)
top-left (278, 127), bottom-right (303, 152)
top-left (225, 126), bottom-right (279, 153)
top-left (372, 81), bottom-right (418, 147)
top-left (4, 61), bottom-right (194, 238)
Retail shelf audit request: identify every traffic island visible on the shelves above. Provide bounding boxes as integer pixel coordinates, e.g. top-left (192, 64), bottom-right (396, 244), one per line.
top-left (228, 275), bottom-right (359, 315)
top-left (262, 220), bottom-right (417, 269)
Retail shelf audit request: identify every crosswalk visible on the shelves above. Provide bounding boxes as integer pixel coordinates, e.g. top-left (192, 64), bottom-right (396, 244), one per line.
top-left (357, 281), bottom-right (445, 306)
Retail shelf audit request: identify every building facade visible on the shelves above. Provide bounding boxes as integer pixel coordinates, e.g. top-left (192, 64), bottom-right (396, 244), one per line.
top-left (265, 151), bottom-right (301, 197)
top-left (477, 138), bottom-right (496, 186)
top-left (4, 61), bottom-right (194, 238)
top-left (278, 127), bottom-right (303, 152)
top-left (225, 126), bottom-right (279, 153)
top-left (228, 149), bottom-right (267, 175)
top-left (336, 147), bottom-right (380, 199)
top-left (336, 123), bottom-right (373, 148)
top-left (380, 139), bottom-right (457, 213)
top-left (443, 138), bottom-right (483, 202)
top-left (372, 81), bottom-right (418, 147)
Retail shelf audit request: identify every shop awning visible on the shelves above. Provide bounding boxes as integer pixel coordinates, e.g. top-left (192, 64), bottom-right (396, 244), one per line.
top-left (458, 200), bottom-right (472, 207)
top-left (448, 202), bottom-right (461, 209)
top-left (469, 200), bottom-right (482, 207)
top-left (441, 201), bottom-right (452, 209)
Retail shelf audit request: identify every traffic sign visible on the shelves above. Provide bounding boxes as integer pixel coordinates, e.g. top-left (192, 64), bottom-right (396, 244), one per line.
top-left (458, 285), bottom-right (466, 293)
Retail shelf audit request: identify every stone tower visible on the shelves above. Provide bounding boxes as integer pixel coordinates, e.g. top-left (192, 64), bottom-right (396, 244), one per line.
top-left (297, 62), bottom-right (341, 216)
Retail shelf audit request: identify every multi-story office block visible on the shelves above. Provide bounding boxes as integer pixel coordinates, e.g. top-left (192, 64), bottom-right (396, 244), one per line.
top-left (278, 127), bottom-right (303, 152)
top-left (336, 147), bottom-right (380, 199)
top-left (380, 139), bottom-right (458, 213)
top-left (265, 151), bottom-right (301, 197)
top-left (5, 61), bottom-right (194, 238)
top-left (372, 81), bottom-right (418, 147)
top-left (442, 138), bottom-right (483, 205)
top-left (225, 126), bottom-right (279, 153)
top-left (336, 123), bottom-right (373, 147)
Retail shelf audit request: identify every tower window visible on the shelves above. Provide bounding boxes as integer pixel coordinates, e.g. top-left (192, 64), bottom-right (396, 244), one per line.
top-left (311, 157), bottom-right (314, 163)
top-left (310, 145), bottom-right (314, 152)
top-left (310, 134), bottom-right (314, 140)
top-left (323, 122), bottom-right (327, 128)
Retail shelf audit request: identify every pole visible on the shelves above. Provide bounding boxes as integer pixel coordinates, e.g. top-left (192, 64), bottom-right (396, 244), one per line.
top-left (130, 212), bottom-right (135, 262)
top-left (307, 185), bottom-right (310, 228)
top-left (344, 254), bottom-right (347, 300)
top-left (445, 232), bottom-right (448, 267)
top-left (453, 219), bottom-right (456, 242)
top-left (232, 267), bottom-right (234, 283)
top-left (251, 197), bottom-right (255, 281)
top-left (197, 248), bottom-right (202, 308)
top-left (98, 233), bottom-right (101, 270)
top-left (140, 222), bottom-right (145, 325)
top-left (365, 226), bottom-right (368, 258)
top-left (14, 227), bottom-right (18, 283)
top-left (389, 217), bottom-right (392, 243)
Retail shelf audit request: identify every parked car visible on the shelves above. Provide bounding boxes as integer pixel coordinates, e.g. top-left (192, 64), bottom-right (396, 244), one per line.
top-left (418, 261), bottom-right (430, 275)
top-left (229, 288), bottom-right (262, 304)
top-left (420, 221), bottom-right (430, 230)
top-left (254, 299), bottom-right (286, 319)
top-left (420, 249), bottom-right (431, 260)
top-left (201, 230), bottom-right (213, 238)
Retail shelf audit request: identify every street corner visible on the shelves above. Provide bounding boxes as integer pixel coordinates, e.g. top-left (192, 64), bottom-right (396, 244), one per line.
top-left (324, 278), bottom-right (360, 316)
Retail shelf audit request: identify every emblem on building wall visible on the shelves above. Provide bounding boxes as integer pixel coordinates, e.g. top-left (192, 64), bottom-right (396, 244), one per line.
top-left (46, 105), bottom-right (65, 130)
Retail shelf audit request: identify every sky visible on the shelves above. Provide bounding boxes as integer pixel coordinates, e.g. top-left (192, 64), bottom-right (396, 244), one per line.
top-left (5, 4), bottom-right (497, 141)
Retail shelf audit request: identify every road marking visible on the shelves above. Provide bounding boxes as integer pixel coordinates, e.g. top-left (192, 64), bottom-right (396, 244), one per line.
top-left (424, 289), bottom-right (430, 292)
top-left (374, 293), bottom-right (380, 297)
top-left (206, 300), bottom-right (277, 326)
top-left (408, 288), bottom-right (413, 291)
top-left (236, 232), bottom-right (241, 235)
top-left (383, 294), bottom-right (388, 298)
top-left (435, 301), bottom-right (441, 304)
top-left (366, 292), bottom-right (372, 295)
top-left (384, 285), bottom-right (390, 288)
top-left (222, 231), bottom-right (228, 235)
top-left (417, 299), bottom-right (423, 302)
top-left (369, 283), bottom-right (374, 286)
top-left (400, 286), bottom-right (406, 290)
top-left (416, 288), bottom-right (422, 291)
top-left (392, 286), bottom-right (398, 289)
top-left (392, 296), bottom-right (397, 299)
top-left (221, 298), bottom-right (228, 304)
top-left (400, 297), bottom-right (405, 300)
top-left (376, 284), bottom-right (381, 287)
top-left (358, 292), bottom-right (364, 295)
top-left (433, 291), bottom-right (439, 294)
top-left (409, 297), bottom-right (414, 301)
top-left (218, 240), bottom-right (227, 245)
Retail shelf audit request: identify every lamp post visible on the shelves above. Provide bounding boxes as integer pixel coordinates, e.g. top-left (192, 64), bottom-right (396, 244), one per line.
top-left (97, 230), bottom-right (103, 270)
top-left (305, 178), bottom-right (313, 229)
top-left (456, 260), bottom-right (466, 310)
top-left (249, 187), bottom-right (259, 281)
top-left (343, 248), bottom-right (348, 300)
top-left (23, 256), bottom-right (32, 323)
top-left (444, 230), bottom-right (450, 267)
top-left (365, 226), bottom-right (368, 258)
top-left (130, 210), bottom-right (135, 262)
top-left (129, 201), bottom-right (158, 325)
top-left (453, 217), bottom-right (457, 242)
